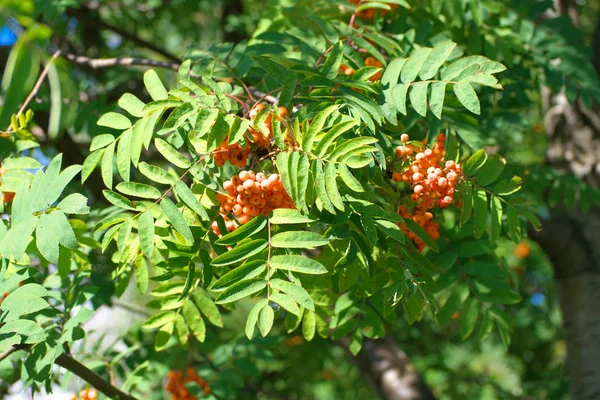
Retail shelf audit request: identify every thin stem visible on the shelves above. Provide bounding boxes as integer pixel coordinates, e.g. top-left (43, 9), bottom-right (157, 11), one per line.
top-left (5, 50), bottom-right (61, 133)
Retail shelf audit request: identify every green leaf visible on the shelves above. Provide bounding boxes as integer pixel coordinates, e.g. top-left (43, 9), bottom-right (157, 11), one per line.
top-left (138, 211), bottom-right (155, 257)
top-left (279, 73), bottom-right (297, 107)
top-left (270, 293), bottom-right (300, 316)
top-left (116, 182), bottom-right (162, 199)
top-left (270, 255), bottom-right (327, 275)
top-left (118, 93), bottom-right (145, 118)
top-left (103, 190), bottom-right (136, 211)
top-left (49, 211), bottom-right (77, 249)
top-left (303, 105), bottom-right (339, 152)
top-left (192, 289), bottom-right (223, 327)
top-left (174, 181), bottom-right (209, 221)
top-left (258, 305), bottom-right (275, 337)
top-left (269, 209), bottom-right (315, 224)
top-left (460, 186), bottom-right (474, 226)
top-left (477, 155), bottom-right (506, 186)
top-left (36, 213), bottom-right (59, 264)
top-left (271, 232), bottom-right (328, 249)
top-left (324, 163), bottom-right (344, 211)
top-left (506, 206), bottom-right (521, 243)
top-left (2, 293), bottom-right (49, 323)
top-left (429, 82), bottom-right (447, 119)
top-left (460, 298), bottom-right (480, 339)
top-left (155, 138), bottom-right (191, 168)
top-left (381, 58), bottom-right (406, 87)
top-left (374, 219), bottom-right (405, 243)
top-left (348, 329), bottom-right (363, 355)
top-left (116, 129), bottom-right (132, 181)
top-left (322, 41), bottom-right (345, 79)
top-left (438, 284), bottom-right (469, 326)
top-left (211, 261), bottom-right (266, 291)
top-left (312, 161), bottom-right (335, 214)
top-left (97, 112), bottom-right (132, 130)
top-left (493, 176), bottom-right (522, 195)
top-left (409, 81), bottom-right (430, 117)
top-left (182, 300), bottom-right (206, 342)
top-left (403, 219), bottom-right (439, 252)
top-left (479, 310), bottom-right (494, 341)
top-left (143, 69), bottom-right (168, 101)
top-left (473, 189), bottom-right (487, 239)
top-left (138, 162), bottom-right (175, 185)
top-left (270, 279), bottom-right (314, 311)
top-left (216, 216), bottom-right (267, 245)
top-left (207, 112), bottom-right (231, 151)
top-left (57, 193), bottom-right (89, 214)
top-left (314, 120), bottom-right (358, 157)
top-left (478, 290), bottom-right (522, 304)
top-left (420, 41), bottom-right (457, 80)
top-left (142, 311), bottom-right (178, 329)
top-left (101, 142), bottom-right (115, 189)
top-left (297, 153), bottom-right (310, 212)
top-left (453, 82), bottom-right (480, 114)
top-left (215, 278), bottom-right (266, 304)
top-left (0, 319), bottom-right (45, 344)
top-left (338, 164), bottom-right (363, 192)
top-left (211, 239), bottom-right (268, 267)
top-left (464, 149), bottom-right (487, 176)
top-left (161, 197), bottom-right (194, 243)
top-left (401, 47), bottom-right (433, 83)
top-left (489, 196), bottom-right (502, 242)
top-left (329, 137), bottom-right (378, 162)
top-left (135, 257), bottom-right (149, 294)
top-left (302, 309), bottom-right (316, 341)
top-left (392, 83), bottom-right (409, 115)
top-left (245, 299), bottom-right (268, 339)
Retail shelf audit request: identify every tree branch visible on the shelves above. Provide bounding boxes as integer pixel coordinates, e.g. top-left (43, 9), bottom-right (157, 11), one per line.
top-left (2, 345), bottom-right (138, 400)
top-left (66, 54), bottom-right (182, 72)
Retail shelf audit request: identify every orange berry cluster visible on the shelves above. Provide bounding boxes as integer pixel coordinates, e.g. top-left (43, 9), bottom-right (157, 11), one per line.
top-left (165, 368), bottom-right (211, 400)
top-left (213, 171), bottom-right (295, 234)
top-left (213, 105), bottom-right (288, 168)
top-left (392, 134), bottom-right (463, 251)
top-left (68, 389), bottom-right (98, 400)
top-left (348, 0), bottom-right (398, 19)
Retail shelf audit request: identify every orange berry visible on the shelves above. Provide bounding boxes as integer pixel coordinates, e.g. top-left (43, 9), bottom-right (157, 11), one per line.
top-left (401, 134), bottom-right (409, 143)
top-left (514, 242), bottom-right (531, 259)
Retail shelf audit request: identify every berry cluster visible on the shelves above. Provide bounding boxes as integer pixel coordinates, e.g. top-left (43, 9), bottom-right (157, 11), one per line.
top-left (213, 171), bottom-right (295, 234)
top-left (165, 368), bottom-right (211, 400)
top-left (392, 134), bottom-right (463, 251)
top-left (347, 0), bottom-right (398, 19)
top-left (68, 389), bottom-right (98, 400)
top-left (213, 105), bottom-right (288, 168)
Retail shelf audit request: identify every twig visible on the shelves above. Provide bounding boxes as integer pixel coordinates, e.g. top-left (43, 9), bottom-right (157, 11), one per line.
top-left (5, 50), bottom-right (61, 133)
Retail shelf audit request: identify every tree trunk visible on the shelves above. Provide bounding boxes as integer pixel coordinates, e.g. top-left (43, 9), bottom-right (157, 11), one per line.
top-left (536, 3), bottom-right (600, 399)
top-left (348, 337), bottom-right (437, 400)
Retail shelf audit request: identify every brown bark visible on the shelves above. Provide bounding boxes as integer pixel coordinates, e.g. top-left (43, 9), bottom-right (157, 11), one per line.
top-left (347, 337), bottom-right (436, 400)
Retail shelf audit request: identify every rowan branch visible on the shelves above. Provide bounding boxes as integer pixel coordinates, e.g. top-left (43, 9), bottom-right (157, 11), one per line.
top-left (66, 54), bottom-right (182, 72)
top-left (1, 345), bottom-right (138, 400)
